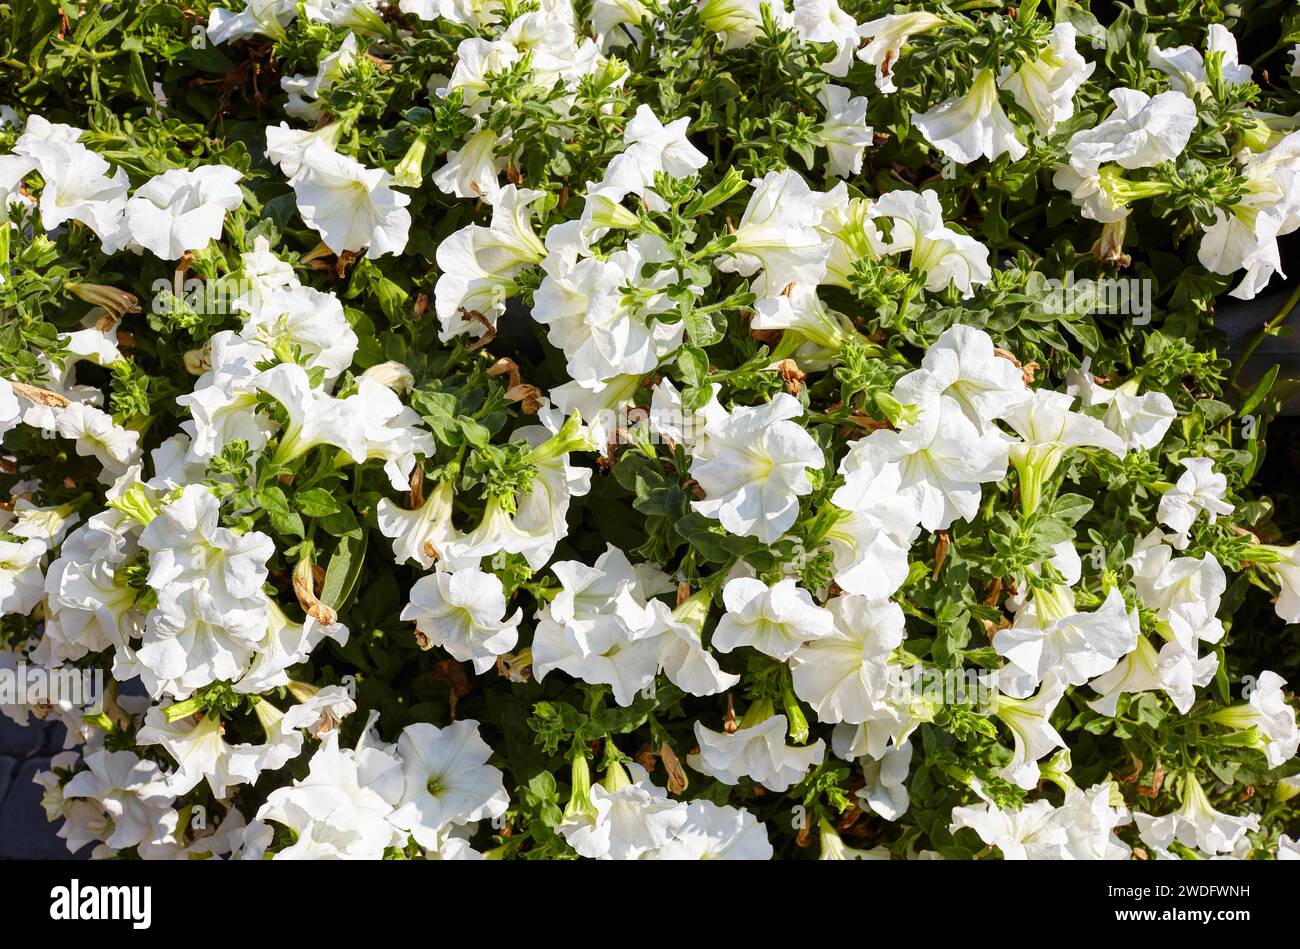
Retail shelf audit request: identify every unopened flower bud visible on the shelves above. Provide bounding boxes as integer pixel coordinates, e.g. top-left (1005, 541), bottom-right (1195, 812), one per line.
top-left (563, 753), bottom-right (596, 821)
top-left (392, 130), bottom-right (431, 188)
top-left (293, 557), bottom-right (337, 626)
top-left (362, 360), bottom-right (415, 394)
top-left (65, 282), bottom-right (140, 320)
top-left (782, 683), bottom-right (810, 744)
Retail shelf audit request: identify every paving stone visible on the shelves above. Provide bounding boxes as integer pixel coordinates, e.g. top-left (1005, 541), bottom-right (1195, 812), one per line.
top-left (0, 757), bottom-right (79, 859)
top-left (0, 756), bottom-right (14, 809)
top-left (42, 721), bottom-right (69, 756)
top-left (0, 715), bottom-right (49, 756)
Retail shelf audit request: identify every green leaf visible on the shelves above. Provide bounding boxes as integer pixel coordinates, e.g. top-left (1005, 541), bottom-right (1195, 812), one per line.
top-left (676, 345), bottom-right (709, 389)
top-left (1238, 364), bottom-right (1279, 418)
top-left (320, 530), bottom-right (368, 616)
top-left (297, 487), bottom-right (342, 518)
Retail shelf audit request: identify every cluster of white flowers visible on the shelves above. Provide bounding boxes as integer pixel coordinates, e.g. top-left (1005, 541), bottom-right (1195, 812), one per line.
top-left (3, 3), bottom-right (1300, 863)
top-left (3, 116), bottom-right (243, 260)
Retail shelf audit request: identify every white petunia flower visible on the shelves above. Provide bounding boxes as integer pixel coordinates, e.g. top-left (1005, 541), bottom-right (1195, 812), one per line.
top-left (791, 0), bottom-right (861, 78)
top-left (434, 185), bottom-right (546, 341)
top-left (234, 604), bottom-right (348, 696)
top-left (531, 544), bottom-right (663, 705)
top-left (713, 576), bottom-right (834, 661)
top-left (440, 414), bottom-right (593, 571)
top-left (533, 607), bottom-right (659, 702)
top-left (857, 742), bottom-right (913, 821)
top-left (994, 586), bottom-right (1139, 698)
top-left (817, 185), bottom-right (884, 288)
top-left (950, 798), bottom-right (1067, 859)
top-left (0, 378), bottom-right (20, 442)
top-left (52, 402), bottom-right (142, 482)
top-left (589, 0), bottom-right (650, 48)
top-left (12, 115), bottom-right (83, 154)
top-left (844, 394), bottom-right (1008, 532)
top-left (136, 707), bottom-right (257, 797)
top-left (62, 749), bottom-right (177, 853)
top-left (643, 800), bottom-right (773, 859)
top-left (1050, 163), bottom-right (1133, 223)
top-left (544, 544), bottom-right (658, 645)
top-left (533, 234), bottom-right (683, 386)
top-left (892, 323), bottom-right (1027, 429)
top-left (39, 531), bottom-right (140, 666)
top-left (689, 705), bottom-right (826, 792)
top-left (238, 284), bottom-right (358, 385)
top-left (561, 760), bottom-right (687, 860)
top-left (0, 538), bottom-right (47, 615)
top-left (136, 584), bottom-right (269, 699)
top-left (135, 485), bottom-right (274, 696)
top-left (52, 321), bottom-right (124, 383)
top-left (751, 288), bottom-right (858, 361)
top-left (422, 825), bottom-right (487, 860)
top-left (1134, 772), bottom-right (1260, 857)
top-left (400, 567), bottom-right (522, 673)
top-left (1128, 536), bottom-right (1227, 627)
top-left (1087, 634), bottom-right (1218, 716)
top-left (390, 720), bottom-right (509, 848)
top-left (1193, 127), bottom-right (1300, 300)
top-left (339, 378), bottom-right (436, 491)
top-left (638, 594), bottom-right (740, 697)
top-left (282, 34), bottom-right (360, 121)
top-left (1209, 671), bottom-right (1299, 768)
top-left (913, 68), bottom-right (1026, 165)
top-left (695, 0), bottom-right (779, 50)
top-left (303, 0), bottom-right (387, 33)
top-left (290, 141), bottom-right (411, 258)
top-left (24, 140), bottom-right (129, 245)
top-left (500, 10), bottom-right (601, 92)
top-left (1198, 204), bottom-right (1287, 301)
top-left (1065, 88), bottom-right (1197, 174)
top-left (690, 393), bottom-right (824, 544)
top-left (596, 104), bottom-right (708, 201)
top-left (1148, 24), bottom-right (1252, 97)
top-left (646, 377), bottom-right (725, 451)
top-left (1003, 389), bottom-right (1126, 515)
top-left (550, 374), bottom-right (646, 448)
top-left (998, 23), bottom-right (1094, 135)
top-left (433, 123), bottom-right (510, 203)
top-left (264, 121), bottom-right (346, 179)
top-left (824, 453), bottom-right (921, 601)
top-left (206, 0), bottom-right (298, 45)
top-left (715, 169), bottom-right (831, 297)
top-left (257, 730), bottom-right (403, 859)
top-left (791, 595), bottom-right (905, 725)
top-left (124, 165), bottom-right (244, 260)
top-left (868, 190), bottom-right (992, 296)
top-left (254, 362), bottom-right (365, 464)
top-left (993, 676), bottom-right (1067, 790)
top-left (953, 780), bottom-right (1133, 859)
top-left (1157, 457), bottom-right (1234, 548)
top-left (816, 85), bottom-right (873, 178)
top-left (1065, 368), bottom-right (1176, 451)
top-left (377, 481), bottom-right (461, 570)
top-left (140, 483), bottom-right (273, 622)
top-left (1056, 782), bottom-right (1133, 860)
top-left (440, 38), bottom-right (521, 116)
top-left (1256, 540), bottom-right (1300, 625)
top-left (176, 332), bottom-right (274, 463)
top-left (856, 12), bottom-right (943, 94)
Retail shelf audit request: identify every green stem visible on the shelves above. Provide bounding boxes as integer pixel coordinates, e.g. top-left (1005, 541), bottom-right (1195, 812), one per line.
top-left (1229, 282), bottom-right (1300, 390)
